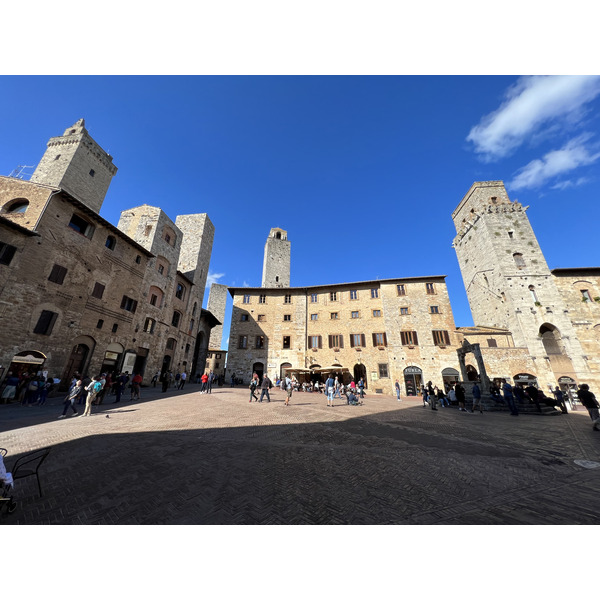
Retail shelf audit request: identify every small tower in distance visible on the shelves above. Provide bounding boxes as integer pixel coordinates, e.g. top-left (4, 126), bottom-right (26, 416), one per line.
top-left (30, 119), bottom-right (117, 213)
top-left (262, 228), bottom-right (290, 288)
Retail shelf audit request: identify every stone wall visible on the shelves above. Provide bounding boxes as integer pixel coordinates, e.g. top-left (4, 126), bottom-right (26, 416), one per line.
top-left (206, 283), bottom-right (228, 349)
top-left (261, 228), bottom-right (290, 287)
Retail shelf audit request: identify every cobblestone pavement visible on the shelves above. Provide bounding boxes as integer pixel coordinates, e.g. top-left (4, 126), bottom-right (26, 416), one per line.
top-left (1, 384), bottom-right (599, 525)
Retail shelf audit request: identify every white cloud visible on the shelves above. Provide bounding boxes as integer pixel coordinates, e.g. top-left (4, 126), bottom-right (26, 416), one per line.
top-left (550, 177), bottom-right (590, 191)
top-left (242, 281), bottom-right (251, 287)
top-left (205, 271), bottom-right (225, 288)
top-left (467, 75), bottom-right (600, 160)
top-left (508, 135), bottom-right (600, 190)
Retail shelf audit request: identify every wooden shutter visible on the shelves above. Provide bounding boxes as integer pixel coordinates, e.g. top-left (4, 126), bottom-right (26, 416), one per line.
top-left (361, 334), bottom-right (365, 347)
top-left (339, 335), bottom-right (344, 349)
top-left (383, 332), bottom-right (388, 346)
top-left (318, 335), bottom-right (322, 349)
top-left (350, 335), bottom-right (355, 348)
top-left (372, 333), bottom-right (377, 346)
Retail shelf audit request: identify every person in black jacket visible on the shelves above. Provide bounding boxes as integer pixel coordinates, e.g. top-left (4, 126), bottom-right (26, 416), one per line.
top-left (259, 375), bottom-right (272, 403)
top-left (576, 384), bottom-right (599, 431)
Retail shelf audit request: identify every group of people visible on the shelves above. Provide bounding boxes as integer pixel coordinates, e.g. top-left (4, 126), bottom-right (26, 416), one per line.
top-left (248, 372), bottom-right (365, 407)
top-left (0, 370), bottom-right (60, 406)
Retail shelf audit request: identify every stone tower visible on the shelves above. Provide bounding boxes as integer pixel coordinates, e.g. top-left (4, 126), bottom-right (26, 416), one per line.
top-left (30, 119), bottom-right (117, 213)
top-left (452, 181), bottom-right (590, 385)
top-left (262, 227), bottom-right (290, 288)
top-left (206, 283), bottom-right (228, 349)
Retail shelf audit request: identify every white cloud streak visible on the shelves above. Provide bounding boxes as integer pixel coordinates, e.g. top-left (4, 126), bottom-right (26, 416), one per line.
top-left (467, 76), bottom-right (600, 160)
top-left (205, 271), bottom-right (225, 287)
top-left (509, 135), bottom-right (600, 190)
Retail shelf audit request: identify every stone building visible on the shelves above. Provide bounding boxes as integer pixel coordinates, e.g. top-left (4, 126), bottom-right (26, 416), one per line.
top-left (261, 227), bottom-right (290, 288)
top-left (0, 120), bottom-right (216, 388)
top-left (227, 231), bottom-right (463, 393)
top-left (204, 283), bottom-right (228, 378)
top-left (452, 181), bottom-right (600, 392)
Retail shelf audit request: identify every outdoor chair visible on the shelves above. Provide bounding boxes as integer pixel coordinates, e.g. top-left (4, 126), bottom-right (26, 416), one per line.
top-left (10, 447), bottom-right (51, 498)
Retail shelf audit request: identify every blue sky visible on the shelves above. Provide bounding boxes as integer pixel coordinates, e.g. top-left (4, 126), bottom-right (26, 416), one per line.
top-left (1, 75), bottom-right (599, 349)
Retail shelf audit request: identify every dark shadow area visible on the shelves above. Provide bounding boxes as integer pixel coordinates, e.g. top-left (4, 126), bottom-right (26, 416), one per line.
top-left (2, 399), bottom-right (600, 525)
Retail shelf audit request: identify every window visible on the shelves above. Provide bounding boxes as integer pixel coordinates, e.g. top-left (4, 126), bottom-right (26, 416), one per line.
top-left (401, 331), bottom-right (419, 346)
top-left (144, 317), bottom-right (156, 333)
top-left (328, 334), bottom-right (344, 348)
top-left (330, 292), bottom-right (337, 301)
top-left (243, 294), bottom-right (251, 304)
top-left (430, 306), bottom-right (439, 314)
top-left (163, 228), bottom-right (176, 246)
top-left (310, 293), bottom-right (318, 303)
top-left (185, 344), bottom-right (190, 355)
top-left (89, 169), bottom-right (95, 177)
top-left (378, 364), bottom-right (389, 378)
top-left (5, 199), bottom-right (29, 213)
top-left (192, 302), bottom-right (197, 316)
top-left (188, 319), bottom-right (195, 335)
top-left (513, 253), bottom-right (525, 268)
top-left (371, 288), bottom-right (379, 299)
top-left (350, 334), bottom-right (366, 348)
top-left (216, 354), bottom-right (221, 359)
top-left (241, 313), bottom-right (249, 321)
top-left (150, 294), bottom-right (158, 306)
top-left (105, 235), bottom-right (116, 250)
top-left (426, 283), bottom-right (436, 295)
top-left (238, 335), bottom-right (248, 349)
top-left (166, 337), bottom-right (176, 350)
top-left (330, 312), bottom-right (339, 320)
top-left (283, 314), bottom-right (291, 321)
top-left (372, 332), bottom-right (387, 347)
top-left (400, 307), bottom-right (409, 315)
top-left (121, 296), bottom-right (138, 313)
top-left (96, 319), bottom-right (103, 329)
top-left (171, 310), bottom-right (181, 327)
top-left (508, 231), bottom-right (514, 239)
top-left (257, 314), bottom-right (266, 322)
top-left (135, 255), bottom-right (141, 264)
top-left (92, 282), bottom-right (105, 299)
top-left (259, 294), bottom-right (266, 304)
top-left (284, 294), bottom-right (291, 304)
top-left (308, 335), bottom-right (322, 349)
top-left (351, 311), bottom-right (360, 319)
top-left (68, 214), bottom-right (94, 238)
top-left (256, 335), bottom-right (265, 349)
top-left (432, 330), bottom-right (451, 346)
top-left (112, 323), bottom-right (118, 333)
top-left (283, 336), bottom-right (291, 349)
top-left (310, 313), bottom-right (318, 321)
top-left (215, 362), bottom-right (220, 369)
top-left (582, 289), bottom-right (592, 302)
top-left (158, 263), bottom-right (165, 275)
top-left (397, 284), bottom-right (406, 296)
top-left (350, 290), bottom-right (358, 300)
top-left (373, 310), bottom-right (381, 317)
top-left (144, 225), bottom-right (153, 236)
top-left (0, 242), bottom-right (17, 266)
top-left (487, 338), bottom-right (498, 348)
top-left (48, 264), bottom-right (68, 285)
top-left (529, 285), bottom-right (539, 303)
top-left (175, 283), bottom-right (185, 300)
top-left (33, 310), bottom-right (58, 335)
top-left (55, 155), bottom-right (61, 161)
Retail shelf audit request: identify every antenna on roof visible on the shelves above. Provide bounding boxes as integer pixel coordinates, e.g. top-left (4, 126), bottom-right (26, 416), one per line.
top-left (8, 165), bottom-right (34, 180)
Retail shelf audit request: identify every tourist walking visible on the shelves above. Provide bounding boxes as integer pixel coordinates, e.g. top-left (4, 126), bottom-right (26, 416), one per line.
top-left (178, 371), bottom-right (187, 390)
top-left (427, 381), bottom-right (437, 411)
top-left (576, 384), bottom-right (600, 431)
top-left (200, 372), bottom-right (209, 393)
top-left (151, 370), bottom-right (160, 387)
top-left (395, 379), bottom-right (401, 401)
top-left (502, 379), bottom-right (519, 416)
top-left (456, 383), bottom-right (467, 412)
top-left (206, 371), bottom-right (214, 394)
top-left (472, 382), bottom-right (483, 413)
top-left (58, 380), bottom-right (81, 418)
top-left (131, 373), bottom-right (142, 400)
top-left (83, 376), bottom-right (102, 417)
top-left (284, 374), bottom-right (293, 406)
top-left (325, 374), bottom-right (335, 407)
top-left (249, 373), bottom-right (259, 402)
top-left (259, 374), bottom-right (272, 402)
top-left (358, 377), bottom-right (365, 399)
top-left (113, 372), bottom-right (129, 403)
top-left (553, 386), bottom-right (568, 414)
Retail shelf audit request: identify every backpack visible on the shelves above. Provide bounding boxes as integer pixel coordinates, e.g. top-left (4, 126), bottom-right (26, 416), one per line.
top-left (93, 381), bottom-right (102, 394)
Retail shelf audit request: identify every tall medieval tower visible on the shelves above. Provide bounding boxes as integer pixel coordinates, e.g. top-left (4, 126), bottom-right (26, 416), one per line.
top-left (452, 181), bottom-right (590, 385)
top-left (262, 227), bottom-right (290, 287)
top-left (30, 119), bottom-right (117, 213)
top-left (206, 283), bottom-right (228, 349)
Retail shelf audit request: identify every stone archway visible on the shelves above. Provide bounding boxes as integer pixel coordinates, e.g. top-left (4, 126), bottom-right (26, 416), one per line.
top-left (353, 363), bottom-right (366, 388)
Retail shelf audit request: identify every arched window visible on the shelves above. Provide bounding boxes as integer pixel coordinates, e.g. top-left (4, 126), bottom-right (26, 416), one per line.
top-left (148, 286), bottom-right (164, 308)
top-left (156, 257), bottom-right (169, 276)
top-left (539, 324), bottom-right (564, 356)
top-left (172, 310), bottom-right (181, 327)
top-left (68, 213), bottom-right (95, 239)
top-left (175, 283), bottom-right (186, 300)
top-left (163, 226), bottom-right (177, 247)
top-left (5, 198), bottom-right (29, 213)
top-left (105, 235), bottom-right (116, 250)
top-left (513, 253), bottom-right (525, 268)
